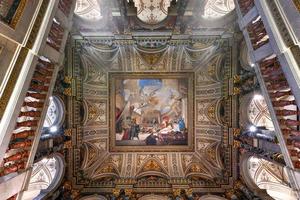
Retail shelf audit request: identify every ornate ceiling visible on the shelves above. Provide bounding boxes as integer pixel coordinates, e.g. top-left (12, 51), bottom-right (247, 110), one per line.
top-left (60, 0), bottom-right (240, 197)
top-left (72, 0), bottom-right (236, 34)
top-left (61, 34), bottom-right (239, 195)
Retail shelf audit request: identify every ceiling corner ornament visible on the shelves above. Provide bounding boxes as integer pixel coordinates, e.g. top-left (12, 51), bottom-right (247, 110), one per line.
top-left (131, 0), bottom-right (172, 24)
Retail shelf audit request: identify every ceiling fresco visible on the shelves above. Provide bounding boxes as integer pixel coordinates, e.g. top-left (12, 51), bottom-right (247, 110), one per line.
top-left (58, 0), bottom-right (240, 197)
top-left (60, 34), bottom-right (239, 195)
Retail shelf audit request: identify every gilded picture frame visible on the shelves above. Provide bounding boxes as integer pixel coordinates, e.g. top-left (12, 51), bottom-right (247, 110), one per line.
top-left (109, 72), bottom-right (194, 152)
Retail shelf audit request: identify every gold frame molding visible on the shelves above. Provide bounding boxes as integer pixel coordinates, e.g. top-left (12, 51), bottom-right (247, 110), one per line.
top-left (109, 72), bottom-right (195, 152)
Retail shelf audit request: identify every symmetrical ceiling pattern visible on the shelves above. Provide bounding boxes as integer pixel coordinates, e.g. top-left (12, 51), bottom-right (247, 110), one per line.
top-left (65, 0), bottom-right (239, 196)
top-left (63, 36), bottom-right (237, 194)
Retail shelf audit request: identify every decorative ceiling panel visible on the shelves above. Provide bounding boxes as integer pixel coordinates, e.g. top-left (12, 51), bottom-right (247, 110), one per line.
top-left (63, 35), bottom-right (238, 195)
top-left (132, 0), bottom-right (172, 24)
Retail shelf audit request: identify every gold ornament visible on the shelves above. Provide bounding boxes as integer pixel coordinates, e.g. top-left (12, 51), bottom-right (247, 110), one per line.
top-left (233, 75), bottom-right (241, 83)
top-left (186, 188), bottom-right (193, 196)
top-left (143, 160), bottom-right (161, 171)
top-left (233, 140), bottom-right (241, 148)
top-left (64, 140), bottom-right (72, 149)
top-left (63, 88), bottom-right (72, 96)
top-left (233, 87), bottom-right (241, 95)
top-left (125, 188), bottom-right (133, 196)
top-left (64, 129), bottom-right (72, 136)
top-left (112, 189), bottom-right (120, 196)
top-left (173, 189), bottom-right (181, 196)
top-left (233, 128), bottom-right (241, 137)
top-left (64, 76), bottom-right (72, 84)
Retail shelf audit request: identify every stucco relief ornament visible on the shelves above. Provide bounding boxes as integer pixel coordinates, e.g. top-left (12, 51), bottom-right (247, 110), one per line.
top-left (233, 140), bottom-right (241, 148)
top-left (63, 88), bottom-right (72, 96)
top-left (233, 75), bottom-right (241, 83)
top-left (233, 87), bottom-right (241, 95)
top-left (132, 0), bottom-right (172, 24)
top-left (64, 140), bottom-right (72, 149)
top-left (64, 129), bottom-right (72, 136)
top-left (233, 128), bottom-right (241, 137)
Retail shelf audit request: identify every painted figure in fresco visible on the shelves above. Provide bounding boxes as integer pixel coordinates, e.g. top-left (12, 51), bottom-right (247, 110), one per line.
top-left (129, 118), bottom-right (140, 140)
top-left (178, 117), bottom-right (186, 131)
top-left (115, 78), bottom-right (189, 146)
top-left (145, 132), bottom-right (158, 145)
top-left (121, 127), bottom-right (130, 140)
top-left (115, 107), bottom-right (123, 133)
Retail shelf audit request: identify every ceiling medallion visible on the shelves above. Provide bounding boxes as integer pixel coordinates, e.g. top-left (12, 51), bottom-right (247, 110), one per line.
top-left (132, 0), bottom-right (172, 24)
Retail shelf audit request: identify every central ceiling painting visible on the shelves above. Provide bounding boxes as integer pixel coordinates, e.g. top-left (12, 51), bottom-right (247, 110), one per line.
top-left (110, 72), bottom-right (194, 151)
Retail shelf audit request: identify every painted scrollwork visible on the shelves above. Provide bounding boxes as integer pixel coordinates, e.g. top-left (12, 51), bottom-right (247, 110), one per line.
top-left (65, 36), bottom-right (235, 194)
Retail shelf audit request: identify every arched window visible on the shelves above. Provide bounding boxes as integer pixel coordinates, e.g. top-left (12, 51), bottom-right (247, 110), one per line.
top-left (43, 96), bottom-right (65, 133)
top-left (131, 0), bottom-right (172, 24)
top-left (248, 94), bottom-right (274, 130)
top-left (21, 154), bottom-right (65, 200)
top-left (74, 0), bottom-right (102, 21)
top-left (246, 156), bottom-right (297, 200)
top-left (138, 194), bottom-right (169, 200)
top-left (202, 0), bottom-right (235, 19)
top-left (200, 195), bottom-right (227, 200)
top-left (79, 195), bottom-right (107, 200)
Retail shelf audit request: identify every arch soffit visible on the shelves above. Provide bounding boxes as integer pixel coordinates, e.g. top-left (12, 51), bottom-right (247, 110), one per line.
top-left (138, 194), bottom-right (169, 200)
top-left (30, 153), bottom-right (66, 199)
top-left (239, 154), bottom-right (262, 192)
top-left (200, 194), bottom-right (227, 200)
top-left (80, 194), bottom-right (107, 200)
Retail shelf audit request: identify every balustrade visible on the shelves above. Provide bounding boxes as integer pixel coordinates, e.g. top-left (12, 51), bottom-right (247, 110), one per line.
top-left (247, 17), bottom-right (269, 50)
top-left (0, 58), bottom-right (55, 179)
top-left (11, 130), bottom-right (35, 140)
top-left (236, 4), bottom-right (300, 198)
top-left (46, 18), bottom-right (64, 51)
top-left (258, 57), bottom-right (300, 168)
top-left (58, 0), bottom-right (73, 17)
top-left (0, 162), bottom-right (26, 176)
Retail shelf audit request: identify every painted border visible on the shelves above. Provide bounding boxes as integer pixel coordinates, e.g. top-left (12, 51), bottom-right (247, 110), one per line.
top-left (109, 72), bottom-right (195, 152)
